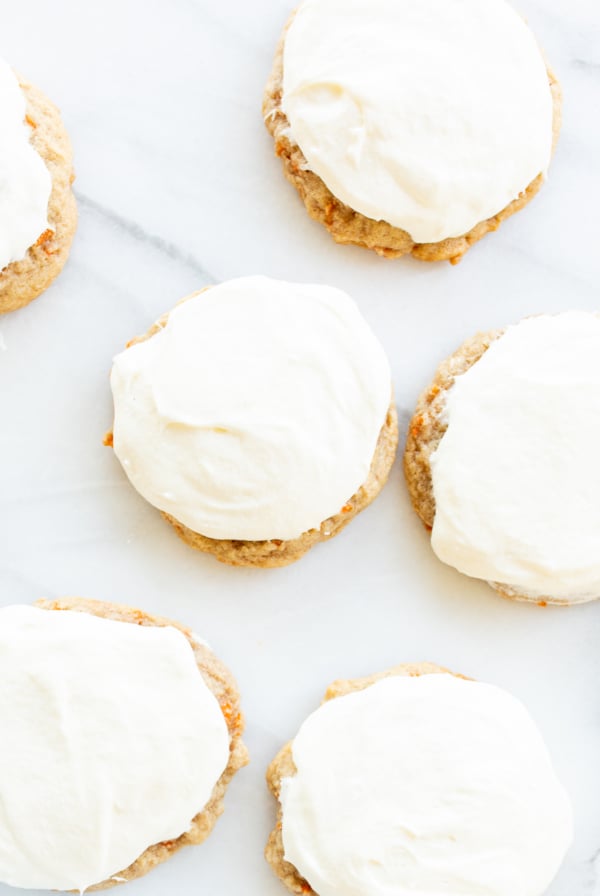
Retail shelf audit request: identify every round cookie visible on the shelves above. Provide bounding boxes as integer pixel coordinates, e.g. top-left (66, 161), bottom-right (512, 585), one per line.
top-left (0, 597), bottom-right (248, 890)
top-left (263, 1), bottom-right (562, 264)
top-left (404, 313), bottom-right (600, 605)
top-left (107, 277), bottom-right (398, 568)
top-left (0, 71), bottom-right (77, 314)
top-left (266, 663), bottom-right (572, 896)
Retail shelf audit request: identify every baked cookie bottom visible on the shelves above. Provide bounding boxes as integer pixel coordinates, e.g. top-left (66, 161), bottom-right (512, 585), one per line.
top-left (403, 329), bottom-right (595, 606)
top-left (0, 75), bottom-right (77, 314)
top-left (162, 400), bottom-right (398, 568)
top-left (107, 290), bottom-right (399, 568)
top-left (35, 597), bottom-right (248, 890)
top-left (263, 18), bottom-right (562, 264)
top-left (265, 662), bottom-right (456, 895)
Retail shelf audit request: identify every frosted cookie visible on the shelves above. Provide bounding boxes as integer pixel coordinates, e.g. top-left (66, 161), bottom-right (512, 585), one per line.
top-left (404, 312), bottom-right (600, 605)
top-left (263, 0), bottom-right (562, 263)
top-left (266, 663), bottom-right (572, 896)
top-left (0, 59), bottom-right (76, 313)
top-left (108, 276), bottom-right (398, 568)
top-left (0, 597), bottom-right (247, 891)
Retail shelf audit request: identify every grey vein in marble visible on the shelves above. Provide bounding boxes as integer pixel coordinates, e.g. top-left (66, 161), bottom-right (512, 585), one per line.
top-left (75, 191), bottom-right (216, 283)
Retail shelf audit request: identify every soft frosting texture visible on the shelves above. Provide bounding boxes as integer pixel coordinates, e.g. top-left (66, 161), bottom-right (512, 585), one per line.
top-left (431, 312), bottom-right (600, 602)
top-left (0, 605), bottom-right (229, 891)
top-left (281, 674), bottom-right (572, 896)
top-left (111, 276), bottom-right (391, 541)
top-left (0, 59), bottom-right (51, 270)
top-left (281, 0), bottom-right (553, 243)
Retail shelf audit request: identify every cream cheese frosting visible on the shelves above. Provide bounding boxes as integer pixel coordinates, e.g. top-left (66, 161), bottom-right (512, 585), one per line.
top-left (111, 276), bottom-right (391, 541)
top-left (0, 59), bottom-right (52, 270)
top-left (281, 0), bottom-right (554, 243)
top-left (280, 673), bottom-right (572, 896)
top-left (0, 605), bottom-right (229, 891)
top-left (430, 312), bottom-right (600, 602)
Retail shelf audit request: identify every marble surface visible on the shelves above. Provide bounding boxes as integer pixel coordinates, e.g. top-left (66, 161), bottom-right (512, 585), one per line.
top-left (1, 0), bottom-right (599, 893)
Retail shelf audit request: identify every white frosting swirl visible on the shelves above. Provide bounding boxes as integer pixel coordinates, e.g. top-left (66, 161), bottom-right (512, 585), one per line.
top-left (111, 276), bottom-right (391, 541)
top-left (431, 312), bottom-right (600, 602)
top-left (281, 674), bottom-right (572, 896)
top-left (0, 605), bottom-right (229, 891)
top-left (281, 0), bottom-right (554, 243)
top-left (0, 59), bottom-right (51, 270)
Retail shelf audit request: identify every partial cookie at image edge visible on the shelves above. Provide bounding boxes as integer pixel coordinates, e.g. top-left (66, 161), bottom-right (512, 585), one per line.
top-left (403, 324), bottom-right (599, 606)
top-left (0, 75), bottom-right (77, 314)
top-left (265, 662), bottom-right (457, 895)
top-left (34, 596), bottom-right (248, 890)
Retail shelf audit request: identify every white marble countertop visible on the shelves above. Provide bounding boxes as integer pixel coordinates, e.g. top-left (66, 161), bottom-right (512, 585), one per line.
top-left (1, 1), bottom-right (599, 894)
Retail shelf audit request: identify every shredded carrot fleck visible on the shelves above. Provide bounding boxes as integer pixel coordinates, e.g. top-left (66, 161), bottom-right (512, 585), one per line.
top-left (220, 701), bottom-right (242, 731)
top-left (537, 600), bottom-right (548, 608)
top-left (36, 229), bottom-right (53, 247)
top-left (103, 431), bottom-right (114, 447)
top-left (36, 229), bottom-right (58, 256)
top-left (301, 883), bottom-right (312, 893)
top-left (25, 114), bottom-right (37, 128)
top-left (341, 503), bottom-right (352, 514)
top-left (410, 415), bottom-right (424, 437)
